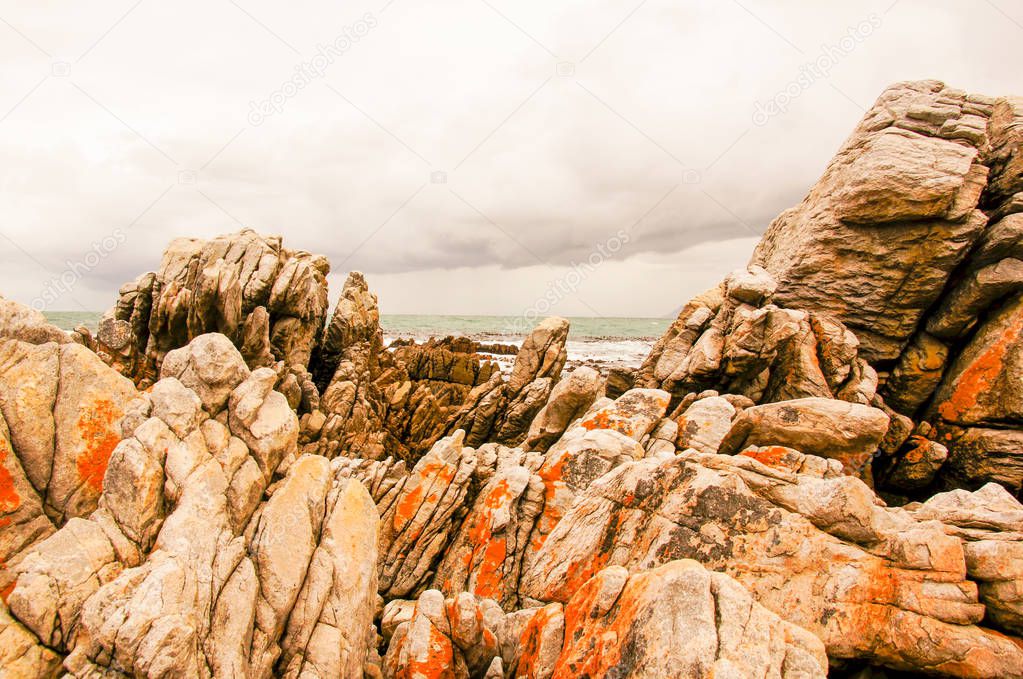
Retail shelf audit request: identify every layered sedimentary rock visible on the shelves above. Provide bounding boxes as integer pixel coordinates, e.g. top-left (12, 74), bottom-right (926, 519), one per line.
top-left (97, 229), bottom-right (330, 386)
top-left (909, 482), bottom-right (1023, 635)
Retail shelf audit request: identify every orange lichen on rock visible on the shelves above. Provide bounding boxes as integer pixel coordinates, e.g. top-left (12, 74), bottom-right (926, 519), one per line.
top-left (0, 436), bottom-right (21, 518)
top-left (938, 311), bottom-right (1023, 423)
top-left (580, 410), bottom-right (613, 432)
top-left (553, 569), bottom-right (640, 678)
top-left (529, 455), bottom-right (569, 553)
top-left (465, 479), bottom-right (511, 599)
top-left (741, 445), bottom-right (791, 468)
top-left (399, 617), bottom-right (456, 679)
top-left (75, 398), bottom-right (123, 493)
top-left (515, 605), bottom-right (556, 679)
top-left (393, 458), bottom-right (456, 530)
top-left (556, 513), bottom-right (623, 601)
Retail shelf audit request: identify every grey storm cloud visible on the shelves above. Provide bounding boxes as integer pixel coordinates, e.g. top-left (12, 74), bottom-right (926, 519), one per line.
top-left (0, 0), bottom-right (1020, 316)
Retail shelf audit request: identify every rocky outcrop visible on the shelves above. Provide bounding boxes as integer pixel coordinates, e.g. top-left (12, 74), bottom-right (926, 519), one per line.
top-left (1, 333), bottom-right (381, 678)
top-left (731, 81), bottom-right (1023, 494)
top-left (752, 81), bottom-right (993, 364)
top-left (7, 79), bottom-right (1023, 679)
top-left (637, 266), bottom-right (879, 410)
top-left (444, 317), bottom-right (570, 447)
top-left (0, 328), bottom-right (136, 597)
top-left (520, 449), bottom-right (1023, 677)
top-left (303, 272), bottom-right (502, 463)
top-left (97, 228), bottom-right (330, 386)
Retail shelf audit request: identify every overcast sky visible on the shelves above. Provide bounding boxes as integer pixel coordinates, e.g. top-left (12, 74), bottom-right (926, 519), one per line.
top-left (1, 0), bottom-right (1020, 318)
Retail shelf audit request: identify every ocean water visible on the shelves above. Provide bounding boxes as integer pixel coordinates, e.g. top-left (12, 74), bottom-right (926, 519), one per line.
top-left (44, 312), bottom-right (671, 368)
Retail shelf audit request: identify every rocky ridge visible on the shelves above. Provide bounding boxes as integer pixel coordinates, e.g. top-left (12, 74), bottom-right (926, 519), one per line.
top-left (3, 80), bottom-right (1023, 678)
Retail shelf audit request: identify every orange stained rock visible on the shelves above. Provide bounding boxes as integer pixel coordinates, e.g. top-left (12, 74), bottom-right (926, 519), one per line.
top-left (901, 436), bottom-right (929, 463)
top-left (553, 569), bottom-right (649, 678)
top-left (530, 454), bottom-right (569, 553)
top-left (75, 398), bottom-right (123, 493)
top-left (938, 309), bottom-right (1023, 423)
top-left (580, 410), bottom-right (637, 438)
top-left (393, 458), bottom-right (456, 529)
top-left (581, 410), bottom-right (614, 431)
top-left (0, 579), bottom-right (13, 605)
top-left (399, 618), bottom-right (455, 679)
top-left (0, 436), bottom-right (21, 517)
top-left (554, 512), bottom-right (624, 602)
top-left (515, 605), bottom-right (557, 678)
top-left (741, 445), bottom-right (791, 468)
top-left (465, 479), bottom-right (512, 599)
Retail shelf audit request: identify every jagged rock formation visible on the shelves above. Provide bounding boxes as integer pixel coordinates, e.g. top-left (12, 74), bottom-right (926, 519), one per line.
top-left (744, 81), bottom-right (1023, 494)
top-left (97, 229), bottom-right (330, 386)
top-left (444, 317), bottom-right (571, 447)
top-left (637, 265), bottom-right (879, 409)
top-left (5, 79), bottom-right (1023, 679)
top-left (2, 329), bottom-right (381, 678)
top-left (303, 272), bottom-right (503, 462)
top-left (520, 448), bottom-right (1023, 676)
top-left (0, 334), bottom-right (136, 599)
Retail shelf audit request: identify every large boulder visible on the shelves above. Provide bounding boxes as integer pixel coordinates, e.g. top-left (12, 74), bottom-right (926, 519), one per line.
top-left (751, 81), bottom-right (992, 363)
top-left (718, 397), bottom-right (890, 477)
top-left (552, 561), bottom-right (827, 678)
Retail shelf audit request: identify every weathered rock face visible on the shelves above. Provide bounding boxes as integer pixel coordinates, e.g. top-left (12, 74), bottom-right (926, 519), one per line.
top-left (381, 589), bottom-right (564, 679)
top-left (0, 325), bottom-right (137, 597)
top-left (751, 81), bottom-right (993, 364)
top-left (383, 560), bottom-right (827, 679)
top-left (523, 366), bottom-right (604, 453)
top-left (909, 483), bottom-right (1023, 636)
top-left (637, 266), bottom-right (878, 410)
top-left (444, 317), bottom-right (571, 448)
top-left (97, 228), bottom-right (330, 386)
top-left (928, 293), bottom-right (1023, 490)
top-left (520, 450), bottom-right (1023, 677)
top-left (0, 333), bottom-right (385, 679)
top-left (552, 561), bottom-right (828, 678)
top-left (725, 81), bottom-right (1023, 495)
